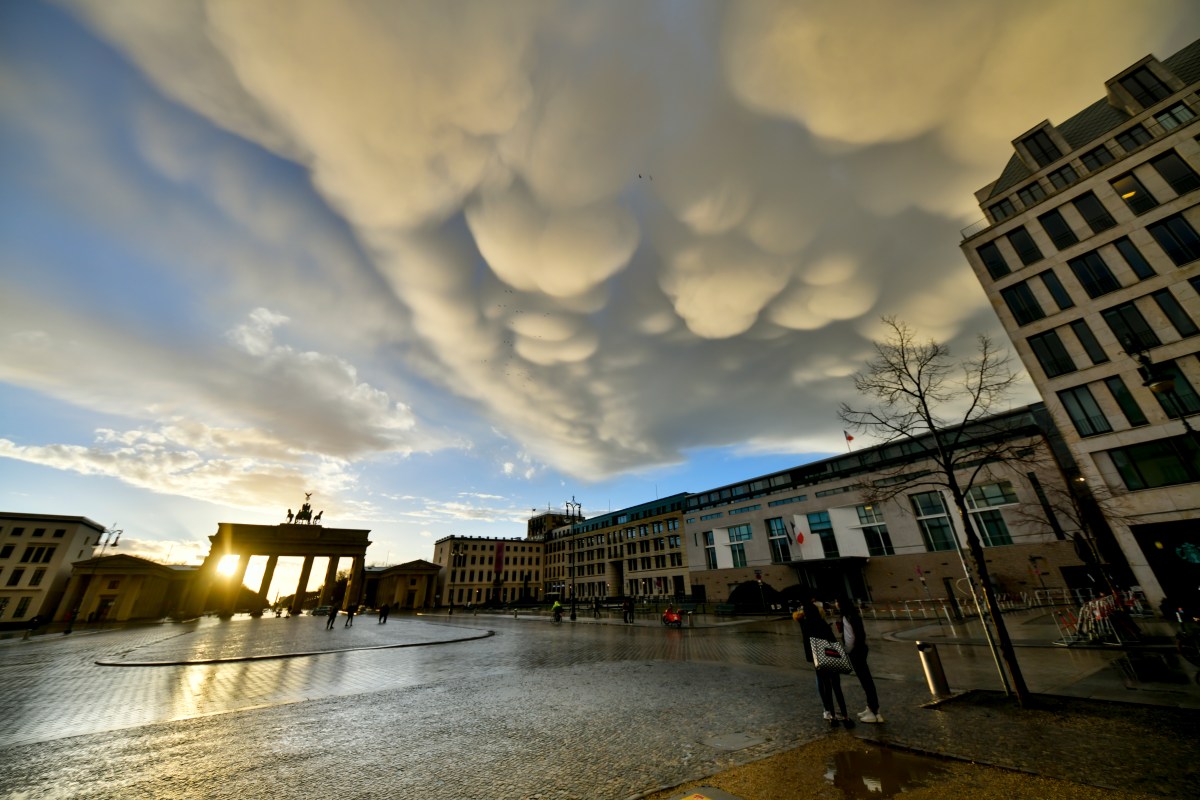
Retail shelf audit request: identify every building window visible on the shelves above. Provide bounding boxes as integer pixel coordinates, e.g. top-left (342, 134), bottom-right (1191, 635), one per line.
top-left (6, 568), bottom-right (23, 587)
top-left (1072, 192), bottom-right (1116, 233)
top-left (1102, 301), bottom-right (1161, 352)
top-left (1007, 226), bottom-right (1043, 266)
top-left (909, 492), bottom-right (956, 552)
top-left (1111, 173), bottom-right (1158, 214)
top-left (1149, 151), bottom-right (1200, 195)
top-left (1152, 289), bottom-right (1200, 338)
top-left (1000, 282), bottom-right (1045, 325)
top-left (854, 504), bottom-right (894, 557)
top-left (972, 510), bottom-right (1014, 547)
top-left (0, 544), bottom-right (12, 559)
top-left (977, 241), bottom-right (1010, 279)
top-left (1069, 319), bottom-right (1109, 365)
top-left (1149, 362), bottom-right (1200, 417)
top-left (1081, 145), bottom-right (1114, 171)
top-left (1021, 129), bottom-right (1062, 168)
top-left (806, 511), bottom-right (839, 558)
top-left (11, 528), bottom-right (24, 537)
top-left (1113, 238), bottom-right (1156, 280)
top-left (1028, 330), bottom-right (1077, 378)
top-left (766, 518), bottom-right (791, 563)
top-left (1017, 182), bottom-right (1046, 207)
top-left (1108, 435), bottom-right (1200, 490)
top-left (1047, 165), bottom-right (1079, 190)
top-left (29, 568), bottom-right (46, 587)
top-left (1038, 208), bottom-right (1078, 250)
top-left (989, 198), bottom-right (1017, 223)
top-left (703, 531), bottom-right (717, 569)
top-left (14, 597), bottom-right (30, 618)
top-left (1039, 270), bottom-right (1075, 310)
top-left (32, 528), bottom-right (45, 537)
top-left (966, 481), bottom-right (1018, 508)
top-left (1104, 375), bottom-right (1148, 426)
top-left (1119, 67), bottom-right (1172, 108)
top-left (1147, 214), bottom-right (1200, 266)
top-left (1154, 102), bottom-right (1195, 131)
top-left (1058, 385), bottom-right (1114, 437)
top-left (1115, 125), bottom-right (1153, 153)
top-left (1068, 251), bottom-right (1122, 298)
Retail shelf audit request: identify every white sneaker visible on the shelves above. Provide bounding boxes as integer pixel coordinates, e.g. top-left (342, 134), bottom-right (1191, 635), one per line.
top-left (859, 712), bottom-right (885, 723)
top-left (857, 708), bottom-right (872, 718)
top-left (822, 711), bottom-right (833, 721)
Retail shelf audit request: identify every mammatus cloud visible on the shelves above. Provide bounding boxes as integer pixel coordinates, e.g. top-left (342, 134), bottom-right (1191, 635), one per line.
top-left (4, 0), bottom-right (1196, 527)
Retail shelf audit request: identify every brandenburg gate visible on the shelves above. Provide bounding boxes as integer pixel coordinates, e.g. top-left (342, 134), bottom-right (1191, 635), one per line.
top-left (179, 498), bottom-right (371, 618)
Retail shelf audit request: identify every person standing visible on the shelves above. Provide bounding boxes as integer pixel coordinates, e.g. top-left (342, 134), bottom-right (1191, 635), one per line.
top-left (593, 597), bottom-right (602, 619)
top-left (622, 597), bottom-right (634, 624)
top-left (326, 606), bottom-right (338, 630)
top-left (378, 603), bottom-right (390, 624)
top-left (836, 595), bottom-right (884, 723)
top-left (798, 599), bottom-right (851, 728)
top-left (344, 606), bottom-right (355, 627)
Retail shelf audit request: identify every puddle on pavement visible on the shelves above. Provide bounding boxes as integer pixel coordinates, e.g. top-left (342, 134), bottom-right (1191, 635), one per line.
top-left (824, 747), bottom-right (946, 798)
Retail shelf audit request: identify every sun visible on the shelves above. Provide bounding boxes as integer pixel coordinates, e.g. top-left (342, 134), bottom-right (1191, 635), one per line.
top-left (216, 554), bottom-right (241, 577)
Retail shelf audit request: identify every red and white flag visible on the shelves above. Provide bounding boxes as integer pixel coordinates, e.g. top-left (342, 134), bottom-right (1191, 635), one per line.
top-left (843, 430), bottom-right (854, 442)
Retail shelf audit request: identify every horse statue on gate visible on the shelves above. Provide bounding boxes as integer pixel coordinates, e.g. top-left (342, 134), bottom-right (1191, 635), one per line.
top-left (290, 492), bottom-right (315, 524)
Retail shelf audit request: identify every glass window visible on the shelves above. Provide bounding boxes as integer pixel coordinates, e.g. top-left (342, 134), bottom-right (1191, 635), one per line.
top-left (1048, 165), bottom-right (1079, 190)
top-left (989, 198), bottom-right (1017, 223)
top-left (1154, 103), bottom-right (1195, 131)
top-left (1148, 215), bottom-right (1200, 266)
top-left (1017, 182), bottom-right (1046, 206)
top-left (1152, 289), bottom-right (1199, 338)
top-left (977, 241), bottom-right (1010, 279)
top-left (1007, 226), bottom-right (1043, 266)
top-left (1069, 319), bottom-right (1108, 364)
top-left (966, 482), bottom-right (1018, 508)
top-left (1068, 252), bottom-right (1122, 298)
top-left (1028, 330), bottom-right (1077, 378)
top-left (1058, 385), bottom-right (1114, 437)
top-left (5, 569), bottom-right (23, 587)
top-left (1149, 151), bottom-right (1200, 195)
top-left (1115, 125), bottom-right (1153, 153)
top-left (909, 492), bottom-right (956, 552)
top-left (1102, 302), bottom-right (1161, 352)
top-left (972, 510), bottom-right (1013, 546)
top-left (703, 531), bottom-right (717, 569)
top-left (29, 568), bottom-right (45, 587)
top-left (854, 505), bottom-right (894, 557)
top-left (1113, 238), bottom-right (1156, 280)
top-left (1072, 192), bottom-right (1116, 233)
top-left (1038, 209), bottom-right (1078, 250)
top-left (766, 517), bottom-right (791, 563)
top-left (1111, 173), bottom-right (1159, 214)
top-left (1119, 67), bottom-right (1171, 107)
top-left (1150, 362), bottom-right (1200, 417)
top-left (1000, 282), bottom-right (1046, 325)
top-left (806, 511), bottom-right (839, 558)
top-left (1081, 146), bottom-right (1114, 171)
top-left (730, 544), bottom-right (747, 568)
top-left (1039, 271), bottom-right (1075, 310)
top-left (728, 523), bottom-right (753, 542)
top-left (1108, 436), bottom-right (1200, 490)
top-left (1021, 130), bottom-right (1062, 168)
top-left (1104, 375), bottom-right (1149, 427)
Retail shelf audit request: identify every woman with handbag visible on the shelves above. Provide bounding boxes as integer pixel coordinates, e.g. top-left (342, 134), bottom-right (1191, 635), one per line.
top-left (836, 595), bottom-right (884, 724)
top-left (797, 599), bottom-right (853, 728)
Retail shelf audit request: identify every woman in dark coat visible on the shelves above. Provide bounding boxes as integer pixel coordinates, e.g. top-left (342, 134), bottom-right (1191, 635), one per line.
top-left (837, 595), bottom-right (883, 723)
top-left (798, 599), bottom-right (851, 727)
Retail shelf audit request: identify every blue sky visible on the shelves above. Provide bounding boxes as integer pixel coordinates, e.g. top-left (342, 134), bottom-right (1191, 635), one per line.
top-left (2, 1), bottom-right (1197, 580)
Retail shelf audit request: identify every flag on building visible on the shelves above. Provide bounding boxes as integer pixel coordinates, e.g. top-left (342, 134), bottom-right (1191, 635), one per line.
top-left (844, 430), bottom-right (854, 442)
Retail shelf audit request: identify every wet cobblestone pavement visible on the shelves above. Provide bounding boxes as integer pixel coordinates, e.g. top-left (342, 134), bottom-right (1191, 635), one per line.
top-left (0, 609), bottom-right (1196, 799)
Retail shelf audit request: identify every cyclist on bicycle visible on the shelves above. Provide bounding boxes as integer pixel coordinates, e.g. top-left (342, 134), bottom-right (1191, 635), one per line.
top-left (552, 599), bottom-right (563, 623)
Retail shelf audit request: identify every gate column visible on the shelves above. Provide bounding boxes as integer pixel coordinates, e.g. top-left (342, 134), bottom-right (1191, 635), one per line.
top-left (258, 555), bottom-right (279, 610)
top-left (319, 556), bottom-right (340, 607)
top-left (291, 556), bottom-right (315, 615)
top-left (345, 555), bottom-right (366, 611)
top-left (221, 553), bottom-right (252, 616)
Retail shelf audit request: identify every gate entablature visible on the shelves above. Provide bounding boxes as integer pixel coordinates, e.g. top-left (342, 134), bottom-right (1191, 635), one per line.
top-left (179, 497), bottom-right (371, 618)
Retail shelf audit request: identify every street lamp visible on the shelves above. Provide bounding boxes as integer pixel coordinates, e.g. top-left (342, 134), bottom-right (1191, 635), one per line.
top-left (63, 524), bottom-right (121, 634)
top-left (1124, 340), bottom-right (1200, 444)
top-left (565, 498), bottom-right (582, 621)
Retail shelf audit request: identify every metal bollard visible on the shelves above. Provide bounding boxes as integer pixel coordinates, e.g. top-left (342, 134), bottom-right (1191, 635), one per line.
top-left (916, 641), bottom-right (951, 697)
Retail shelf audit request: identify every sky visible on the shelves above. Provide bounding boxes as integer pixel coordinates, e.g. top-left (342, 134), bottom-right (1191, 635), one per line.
top-left (2, 1), bottom-right (1199, 588)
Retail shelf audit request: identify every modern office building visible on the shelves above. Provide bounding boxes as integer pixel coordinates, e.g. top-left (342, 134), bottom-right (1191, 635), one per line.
top-left (0, 513), bottom-right (104, 628)
top-left (683, 405), bottom-right (1094, 609)
top-left (961, 39), bottom-right (1200, 611)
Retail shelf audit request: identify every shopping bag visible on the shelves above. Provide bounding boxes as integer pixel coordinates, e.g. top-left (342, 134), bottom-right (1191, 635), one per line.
top-left (811, 637), bottom-right (852, 674)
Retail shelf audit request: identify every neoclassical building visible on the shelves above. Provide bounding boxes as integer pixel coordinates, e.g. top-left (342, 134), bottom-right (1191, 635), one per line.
top-left (960, 39), bottom-right (1200, 611)
top-left (0, 513), bottom-right (104, 628)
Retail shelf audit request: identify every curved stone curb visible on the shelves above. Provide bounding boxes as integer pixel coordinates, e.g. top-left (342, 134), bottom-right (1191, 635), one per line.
top-left (95, 629), bottom-right (495, 667)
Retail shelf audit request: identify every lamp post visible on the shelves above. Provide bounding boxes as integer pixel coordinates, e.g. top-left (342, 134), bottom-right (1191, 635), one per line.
top-left (565, 498), bottom-right (582, 621)
top-left (1125, 341), bottom-right (1200, 445)
top-left (63, 524), bottom-right (121, 634)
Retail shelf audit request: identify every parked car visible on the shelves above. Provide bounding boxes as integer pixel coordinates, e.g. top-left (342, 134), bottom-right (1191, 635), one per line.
top-left (310, 606), bottom-right (332, 616)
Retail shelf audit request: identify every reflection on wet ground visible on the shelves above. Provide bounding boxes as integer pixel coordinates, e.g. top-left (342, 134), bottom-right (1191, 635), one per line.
top-left (824, 745), bottom-right (946, 799)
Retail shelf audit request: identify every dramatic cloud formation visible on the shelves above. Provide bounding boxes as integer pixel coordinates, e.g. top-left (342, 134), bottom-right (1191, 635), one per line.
top-left (2, 0), bottom-right (1196, 561)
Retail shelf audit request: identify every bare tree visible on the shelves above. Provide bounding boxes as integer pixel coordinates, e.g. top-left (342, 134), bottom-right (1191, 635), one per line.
top-left (839, 317), bottom-right (1037, 707)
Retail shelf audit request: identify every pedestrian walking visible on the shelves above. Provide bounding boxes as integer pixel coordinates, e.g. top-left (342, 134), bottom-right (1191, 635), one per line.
top-left (326, 607), bottom-right (338, 630)
top-left (836, 595), bottom-right (884, 723)
top-left (344, 606), bottom-right (355, 627)
top-left (593, 597), bottom-right (601, 619)
top-left (378, 603), bottom-right (390, 624)
top-left (622, 597), bottom-right (634, 624)
top-left (797, 599), bottom-right (852, 728)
